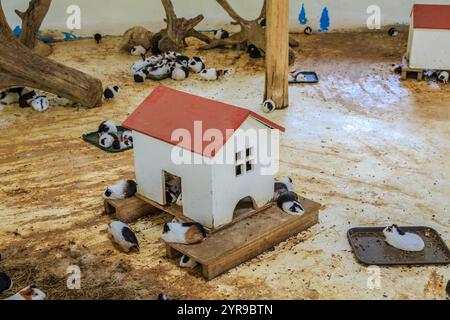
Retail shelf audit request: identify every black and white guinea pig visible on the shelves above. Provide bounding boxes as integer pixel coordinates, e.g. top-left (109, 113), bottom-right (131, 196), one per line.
top-left (214, 29), bottom-right (229, 40)
top-left (165, 187), bottom-right (179, 204)
top-left (164, 51), bottom-right (180, 60)
top-left (104, 86), bottom-right (120, 100)
top-left (31, 96), bottom-right (49, 112)
top-left (0, 272), bottom-right (13, 294)
top-left (438, 71), bottom-right (449, 84)
top-left (388, 27), bottom-right (399, 37)
top-left (131, 45), bottom-right (147, 56)
top-left (179, 255), bottom-right (197, 268)
top-left (99, 132), bottom-right (121, 150)
top-left (262, 99), bottom-right (275, 113)
top-left (98, 120), bottom-right (118, 136)
top-left (171, 64), bottom-right (190, 81)
top-left (176, 55), bottom-right (190, 68)
top-left (247, 44), bottom-right (265, 59)
top-left (258, 18), bottom-right (266, 28)
top-left (274, 177), bottom-right (294, 200)
top-left (18, 90), bottom-right (37, 108)
top-left (277, 191), bottom-right (304, 215)
top-left (304, 26), bottom-right (313, 35)
top-left (103, 180), bottom-right (138, 200)
top-left (120, 140), bottom-right (133, 150)
top-left (188, 56), bottom-right (206, 73)
top-left (389, 64), bottom-right (402, 74)
top-left (0, 87), bottom-right (31, 105)
top-left (160, 222), bottom-right (207, 245)
top-left (383, 224), bottom-right (425, 252)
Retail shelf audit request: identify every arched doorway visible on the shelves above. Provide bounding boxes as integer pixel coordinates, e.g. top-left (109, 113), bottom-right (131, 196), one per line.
top-left (232, 196), bottom-right (257, 220)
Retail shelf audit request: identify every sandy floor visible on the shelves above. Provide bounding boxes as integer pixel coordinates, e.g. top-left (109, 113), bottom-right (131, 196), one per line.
top-left (0, 31), bottom-right (449, 300)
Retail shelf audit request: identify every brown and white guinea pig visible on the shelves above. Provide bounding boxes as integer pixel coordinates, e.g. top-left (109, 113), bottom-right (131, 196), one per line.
top-left (121, 130), bottom-right (133, 143)
top-left (199, 68), bottom-right (232, 81)
top-left (179, 255), bottom-right (197, 268)
top-left (99, 132), bottom-right (121, 150)
top-left (160, 222), bottom-right (207, 245)
top-left (103, 180), bottom-right (137, 200)
top-left (5, 285), bottom-right (46, 300)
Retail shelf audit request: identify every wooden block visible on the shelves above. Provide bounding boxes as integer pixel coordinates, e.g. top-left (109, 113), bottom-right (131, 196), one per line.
top-left (104, 196), bottom-right (159, 223)
top-left (166, 197), bottom-right (321, 280)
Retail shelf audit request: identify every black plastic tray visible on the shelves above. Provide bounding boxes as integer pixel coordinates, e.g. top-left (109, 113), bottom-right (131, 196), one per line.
top-left (289, 71), bottom-right (319, 84)
top-left (82, 126), bottom-right (132, 153)
top-left (348, 226), bottom-right (450, 266)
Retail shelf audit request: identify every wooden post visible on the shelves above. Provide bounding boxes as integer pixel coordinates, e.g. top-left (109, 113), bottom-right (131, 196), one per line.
top-left (264, 0), bottom-right (289, 109)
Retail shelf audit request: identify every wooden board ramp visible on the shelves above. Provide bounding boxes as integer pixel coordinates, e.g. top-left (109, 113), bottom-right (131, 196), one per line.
top-left (165, 197), bottom-right (321, 280)
top-left (104, 196), bottom-right (160, 223)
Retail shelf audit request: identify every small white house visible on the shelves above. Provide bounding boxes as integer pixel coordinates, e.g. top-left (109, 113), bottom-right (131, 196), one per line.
top-left (407, 4), bottom-right (450, 70)
top-left (123, 86), bottom-right (285, 229)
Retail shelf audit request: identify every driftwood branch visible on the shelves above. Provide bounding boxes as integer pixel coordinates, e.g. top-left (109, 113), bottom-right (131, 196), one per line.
top-left (154, 0), bottom-right (211, 53)
top-left (15, 0), bottom-right (51, 49)
top-left (0, 0), bottom-right (103, 108)
top-left (201, 0), bottom-right (297, 64)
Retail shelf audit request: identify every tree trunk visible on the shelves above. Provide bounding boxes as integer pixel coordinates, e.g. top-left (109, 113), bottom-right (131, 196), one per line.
top-left (264, 0), bottom-right (289, 109)
top-left (0, 0), bottom-right (103, 108)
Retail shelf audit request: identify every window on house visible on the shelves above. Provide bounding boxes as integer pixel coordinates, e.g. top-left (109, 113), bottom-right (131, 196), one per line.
top-left (246, 161), bottom-right (254, 172)
top-left (235, 146), bottom-right (254, 176)
top-left (235, 164), bottom-right (244, 176)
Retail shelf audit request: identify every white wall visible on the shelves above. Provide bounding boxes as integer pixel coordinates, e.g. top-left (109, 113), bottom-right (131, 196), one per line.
top-left (3, 0), bottom-right (450, 36)
top-left (211, 117), bottom-right (276, 227)
top-left (408, 29), bottom-right (450, 69)
top-left (133, 131), bottom-right (214, 228)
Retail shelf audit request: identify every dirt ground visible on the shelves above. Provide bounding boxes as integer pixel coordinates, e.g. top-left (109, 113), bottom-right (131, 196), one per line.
top-left (0, 30), bottom-right (449, 300)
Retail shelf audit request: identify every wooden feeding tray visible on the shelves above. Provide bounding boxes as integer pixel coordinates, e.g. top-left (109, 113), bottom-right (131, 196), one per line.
top-left (164, 198), bottom-right (322, 280)
top-left (104, 196), bottom-right (160, 223)
top-left (401, 55), bottom-right (423, 81)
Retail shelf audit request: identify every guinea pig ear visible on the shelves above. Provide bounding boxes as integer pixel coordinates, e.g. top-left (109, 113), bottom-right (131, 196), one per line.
top-left (163, 223), bottom-right (170, 233)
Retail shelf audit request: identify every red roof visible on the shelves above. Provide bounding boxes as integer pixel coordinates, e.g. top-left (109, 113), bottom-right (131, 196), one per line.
top-left (123, 86), bottom-right (285, 158)
top-left (412, 4), bottom-right (450, 30)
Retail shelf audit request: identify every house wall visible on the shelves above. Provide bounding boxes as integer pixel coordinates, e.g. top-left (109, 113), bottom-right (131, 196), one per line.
top-left (408, 29), bottom-right (450, 70)
top-left (211, 117), bottom-right (278, 228)
top-left (132, 131), bottom-right (214, 228)
top-left (3, 0), bottom-right (449, 36)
